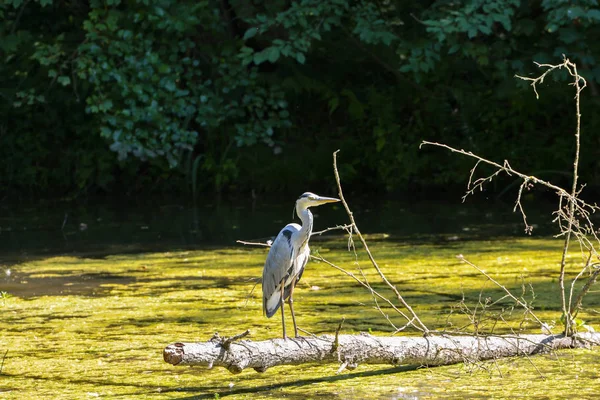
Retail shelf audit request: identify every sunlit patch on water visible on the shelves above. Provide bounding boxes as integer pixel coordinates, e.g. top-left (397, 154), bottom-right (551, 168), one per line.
top-left (1, 228), bottom-right (599, 398)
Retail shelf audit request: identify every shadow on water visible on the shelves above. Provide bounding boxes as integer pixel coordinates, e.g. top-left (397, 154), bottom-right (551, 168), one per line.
top-left (0, 195), bottom-right (562, 266)
top-left (3, 263), bottom-right (259, 298)
top-left (3, 364), bottom-right (424, 399)
top-left (169, 365), bottom-right (422, 399)
top-left (2, 269), bottom-right (137, 298)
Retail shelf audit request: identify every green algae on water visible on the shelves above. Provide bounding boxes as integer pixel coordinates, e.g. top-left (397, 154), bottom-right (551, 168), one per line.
top-left (1, 238), bottom-right (599, 399)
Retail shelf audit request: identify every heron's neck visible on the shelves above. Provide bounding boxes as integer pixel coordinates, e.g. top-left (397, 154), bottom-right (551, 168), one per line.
top-left (296, 205), bottom-right (313, 247)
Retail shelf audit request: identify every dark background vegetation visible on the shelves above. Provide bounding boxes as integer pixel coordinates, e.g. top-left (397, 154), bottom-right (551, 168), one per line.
top-left (2, 0), bottom-right (600, 201)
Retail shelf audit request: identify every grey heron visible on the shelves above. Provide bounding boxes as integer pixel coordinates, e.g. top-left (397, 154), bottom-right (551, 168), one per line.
top-left (262, 192), bottom-right (340, 339)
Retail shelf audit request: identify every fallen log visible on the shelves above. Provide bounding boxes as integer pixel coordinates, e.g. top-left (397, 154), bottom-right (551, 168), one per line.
top-left (163, 331), bottom-right (600, 374)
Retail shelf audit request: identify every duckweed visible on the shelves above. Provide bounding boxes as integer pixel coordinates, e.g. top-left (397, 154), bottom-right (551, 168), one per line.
top-left (1, 237), bottom-right (599, 399)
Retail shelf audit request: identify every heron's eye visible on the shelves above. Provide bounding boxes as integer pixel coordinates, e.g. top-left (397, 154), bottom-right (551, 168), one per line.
top-left (308, 196), bottom-right (316, 200)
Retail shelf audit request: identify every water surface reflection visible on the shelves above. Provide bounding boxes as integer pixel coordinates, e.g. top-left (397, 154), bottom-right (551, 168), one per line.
top-left (0, 195), bottom-right (558, 260)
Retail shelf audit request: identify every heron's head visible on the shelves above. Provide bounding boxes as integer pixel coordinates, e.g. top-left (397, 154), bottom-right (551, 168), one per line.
top-left (296, 192), bottom-right (340, 210)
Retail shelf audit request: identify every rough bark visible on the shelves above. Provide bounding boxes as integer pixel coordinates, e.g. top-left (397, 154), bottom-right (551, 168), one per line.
top-left (163, 332), bottom-right (600, 374)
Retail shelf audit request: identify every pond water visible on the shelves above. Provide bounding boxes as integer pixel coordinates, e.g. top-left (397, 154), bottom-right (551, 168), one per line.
top-left (0, 194), bottom-right (557, 259)
top-left (1, 195), bottom-right (599, 399)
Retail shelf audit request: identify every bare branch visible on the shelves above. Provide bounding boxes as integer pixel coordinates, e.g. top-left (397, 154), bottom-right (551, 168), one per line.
top-left (457, 255), bottom-right (548, 331)
top-left (571, 264), bottom-right (600, 318)
top-left (222, 330), bottom-right (251, 350)
top-left (333, 150), bottom-right (429, 334)
top-left (310, 254), bottom-right (413, 325)
top-left (514, 178), bottom-right (534, 234)
top-left (311, 224), bottom-right (353, 236)
top-left (236, 240), bottom-right (271, 247)
top-left (421, 57), bottom-right (599, 336)
top-left (164, 332), bottom-right (600, 373)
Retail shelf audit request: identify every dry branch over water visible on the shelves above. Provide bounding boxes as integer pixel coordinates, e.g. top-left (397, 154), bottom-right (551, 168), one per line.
top-left (163, 332), bottom-right (600, 374)
top-left (422, 57), bottom-right (600, 336)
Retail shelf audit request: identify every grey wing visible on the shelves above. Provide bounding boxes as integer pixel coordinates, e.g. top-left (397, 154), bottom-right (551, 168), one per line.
top-left (283, 245), bottom-right (309, 301)
top-left (262, 224), bottom-right (299, 317)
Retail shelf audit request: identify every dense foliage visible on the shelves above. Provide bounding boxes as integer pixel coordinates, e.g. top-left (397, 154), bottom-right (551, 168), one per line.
top-left (2, 0), bottom-right (600, 198)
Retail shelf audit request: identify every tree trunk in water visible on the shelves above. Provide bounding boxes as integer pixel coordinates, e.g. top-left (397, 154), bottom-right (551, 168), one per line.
top-left (163, 332), bottom-right (600, 374)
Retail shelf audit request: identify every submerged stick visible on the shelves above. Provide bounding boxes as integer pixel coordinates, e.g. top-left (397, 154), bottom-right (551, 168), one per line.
top-left (163, 332), bottom-right (600, 374)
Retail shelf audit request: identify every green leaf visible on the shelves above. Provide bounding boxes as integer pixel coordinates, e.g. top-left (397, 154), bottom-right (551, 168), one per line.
top-left (253, 49), bottom-right (268, 65)
top-left (494, 14), bottom-right (512, 31)
top-left (102, 99), bottom-right (113, 111)
top-left (478, 24), bottom-right (492, 35)
top-left (567, 7), bottom-right (585, 19)
top-left (57, 76), bottom-right (71, 86)
top-left (164, 80), bottom-right (176, 91)
top-left (448, 44), bottom-right (460, 54)
top-left (588, 9), bottom-right (600, 21)
top-left (100, 126), bottom-right (112, 137)
top-left (267, 47), bottom-right (280, 63)
top-left (296, 52), bottom-right (306, 64)
top-left (328, 97), bottom-right (339, 115)
top-left (243, 27), bottom-right (258, 40)
top-left (546, 23), bottom-right (558, 33)
top-left (558, 27), bottom-right (580, 44)
top-left (0, 34), bottom-right (20, 53)
top-left (280, 45), bottom-right (292, 57)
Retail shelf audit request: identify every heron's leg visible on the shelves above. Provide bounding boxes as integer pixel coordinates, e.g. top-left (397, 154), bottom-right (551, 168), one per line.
top-left (287, 280), bottom-right (298, 338)
top-left (280, 283), bottom-right (287, 339)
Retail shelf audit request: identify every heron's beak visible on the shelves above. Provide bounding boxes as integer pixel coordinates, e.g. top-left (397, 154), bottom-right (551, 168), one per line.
top-left (313, 195), bottom-right (340, 205)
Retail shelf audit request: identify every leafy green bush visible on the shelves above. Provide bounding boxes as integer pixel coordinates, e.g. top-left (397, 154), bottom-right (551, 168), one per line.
top-left (2, 0), bottom-right (600, 196)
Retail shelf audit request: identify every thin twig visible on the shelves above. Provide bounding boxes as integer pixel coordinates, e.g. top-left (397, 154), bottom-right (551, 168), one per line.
top-left (420, 141), bottom-right (570, 198)
top-left (310, 254), bottom-right (413, 324)
top-left (457, 255), bottom-right (547, 330)
top-left (568, 252), bottom-right (593, 318)
top-left (242, 278), bottom-right (260, 308)
top-left (571, 264), bottom-right (600, 318)
top-left (514, 178), bottom-right (534, 234)
top-left (357, 267), bottom-right (400, 332)
top-left (0, 349), bottom-right (7, 375)
top-left (333, 150), bottom-right (429, 334)
top-left (332, 317), bottom-right (345, 353)
top-left (313, 221), bottom-right (404, 333)
top-left (236, 239), bottom-right (271, 247)
top-left (515, 60), bottom-right (570, 99)
top-left (297, 327), bottom-right (328, 340)
top-left (311, 224), bottom-right (353, 236)
top-left (557, 58), bottom-right (586, 334)
top-left (222, 330), bottom-right (250, 350)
